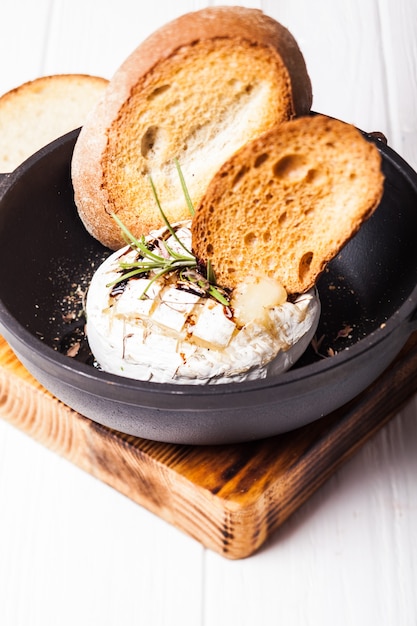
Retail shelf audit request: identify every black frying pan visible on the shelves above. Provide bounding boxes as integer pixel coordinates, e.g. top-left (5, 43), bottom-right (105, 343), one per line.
top-left (0, 127), bottom-right (417, 444)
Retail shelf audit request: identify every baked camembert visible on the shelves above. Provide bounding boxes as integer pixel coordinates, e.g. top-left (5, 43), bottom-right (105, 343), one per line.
top-left (86, 221), bottom-right (320, 384)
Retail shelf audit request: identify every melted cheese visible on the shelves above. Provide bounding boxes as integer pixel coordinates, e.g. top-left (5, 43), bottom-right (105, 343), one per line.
top-left (86, 224), bottom-right (320, 384)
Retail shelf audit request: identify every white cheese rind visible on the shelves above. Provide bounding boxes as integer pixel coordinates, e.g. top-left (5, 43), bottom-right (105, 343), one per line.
top-left (86, 224), bottom-right (321, 384)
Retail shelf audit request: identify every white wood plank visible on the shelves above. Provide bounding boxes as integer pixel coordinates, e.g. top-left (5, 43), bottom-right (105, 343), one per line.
top-left (0, 420), bottom-right (204, 626)
top-left (213, 0), bottom-right (262, 6)
top-left (40, 0), bottom-right (194, 79)
top-left (378, 0), bottom-right (417, 165)
top-left (0, 0), bottom-right (52, 93)
top-left (262, 0), bottom-right (390, 133)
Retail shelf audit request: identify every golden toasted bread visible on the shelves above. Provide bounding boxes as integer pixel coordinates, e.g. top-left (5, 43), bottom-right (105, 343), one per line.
top-left (0, 74), bottom-right (108, 172)
top-left (71, 6), bottom-right (312, 250)
top-left (191, 115), bottom-right (384, 294)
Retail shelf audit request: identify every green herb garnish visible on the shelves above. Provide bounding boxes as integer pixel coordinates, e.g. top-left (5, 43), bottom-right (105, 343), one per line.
top-left (107, 164), bottom-right (230, 306)
top-left (174, 158), bottom-right (195, 217)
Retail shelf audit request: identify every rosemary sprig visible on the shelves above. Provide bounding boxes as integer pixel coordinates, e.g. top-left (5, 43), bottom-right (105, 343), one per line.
top-left (148, 176), bottom-right (194, 257)
top-left (108, 165), bottom-right (230, 306)
top-left (179, 268), bottom-right (230, 306)
top-left (174, 158), bottom-right (195, 217)
top-left (107, 215), bottom-right (197, 297)
top-left (207, 283), bottom-right (230, 307)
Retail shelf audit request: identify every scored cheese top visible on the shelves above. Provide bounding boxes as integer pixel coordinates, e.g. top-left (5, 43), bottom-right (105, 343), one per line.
top-left (86, 222), bottom-right (320, 384)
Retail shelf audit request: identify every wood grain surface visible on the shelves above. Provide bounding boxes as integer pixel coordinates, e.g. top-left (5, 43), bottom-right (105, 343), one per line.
top-left (2, 333), bottom-right (417, 558)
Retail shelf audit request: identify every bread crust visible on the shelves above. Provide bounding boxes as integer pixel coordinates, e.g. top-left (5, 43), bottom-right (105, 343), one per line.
top-left (0, 74), bottom-right (108, 172)
top-left (71, 7), bottom-right (312, 249)
top-left (191, 115), bottom-right (384, 295)
top-left (0, 74), bottom-right (107, 104)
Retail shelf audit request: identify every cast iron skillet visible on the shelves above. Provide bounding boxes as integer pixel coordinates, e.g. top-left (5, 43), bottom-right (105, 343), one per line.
top-left (0, 127), bottom-right (417, 444)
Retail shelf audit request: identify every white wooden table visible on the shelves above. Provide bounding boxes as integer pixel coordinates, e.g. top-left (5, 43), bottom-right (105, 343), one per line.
top-left (1, 1), bottom-right (416, 624)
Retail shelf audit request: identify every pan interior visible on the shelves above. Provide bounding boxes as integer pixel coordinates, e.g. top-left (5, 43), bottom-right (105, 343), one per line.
top-left (0, 132), bottom-right (416, 374)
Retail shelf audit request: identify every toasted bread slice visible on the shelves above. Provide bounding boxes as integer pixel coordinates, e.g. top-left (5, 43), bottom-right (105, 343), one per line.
top-left (71, 6), bottom-right (312, 250)
top-left (191, 115), bottom-right (384, 295)
top-left (0, 74), bottom-right (108, 172)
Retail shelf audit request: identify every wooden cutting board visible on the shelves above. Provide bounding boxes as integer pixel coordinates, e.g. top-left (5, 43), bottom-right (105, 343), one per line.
top-left (1, 332), bottom-right (417, 559)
